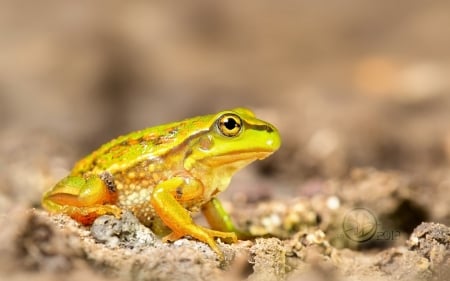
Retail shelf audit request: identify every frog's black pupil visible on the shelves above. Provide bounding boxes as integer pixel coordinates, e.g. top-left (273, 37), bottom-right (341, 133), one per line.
top-left (224, 118), bottom-right (237, 130)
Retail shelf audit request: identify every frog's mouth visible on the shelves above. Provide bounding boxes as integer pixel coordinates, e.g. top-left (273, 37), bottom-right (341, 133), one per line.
top-left (201, 150), bottom-right (274, 166)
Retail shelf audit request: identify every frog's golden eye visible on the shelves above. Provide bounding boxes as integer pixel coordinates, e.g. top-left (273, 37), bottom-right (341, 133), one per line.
top-left (217, 114), bottom-right (243, 137)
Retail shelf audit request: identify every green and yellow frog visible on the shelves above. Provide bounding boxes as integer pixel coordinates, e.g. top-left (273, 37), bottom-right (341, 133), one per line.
top-left (42, 108), bottom-right (281, 259)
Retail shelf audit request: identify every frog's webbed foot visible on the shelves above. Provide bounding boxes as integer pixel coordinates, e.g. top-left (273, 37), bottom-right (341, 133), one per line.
top-left (163, 226), bottom-right (237, 244)
top-left (163, 226), bottom-right (237, 260)
top-left (201, 227), bottom-right (237, 244)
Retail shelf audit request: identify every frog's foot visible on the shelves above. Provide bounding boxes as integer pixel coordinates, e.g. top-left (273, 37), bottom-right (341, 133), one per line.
top-left (164, 226), bottom-right (236, 260)
top-left (202, 227), bottom-right (238, 244)
top-left (163, 227), bottom-right (237, 244)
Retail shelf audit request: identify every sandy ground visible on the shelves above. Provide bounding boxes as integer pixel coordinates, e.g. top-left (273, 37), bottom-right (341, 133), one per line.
top-left (1, 1), bottom-right (450, 280)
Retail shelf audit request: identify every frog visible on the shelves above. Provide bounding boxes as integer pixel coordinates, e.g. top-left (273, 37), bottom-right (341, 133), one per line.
top-left (42, 107), bottom-right (281, 259)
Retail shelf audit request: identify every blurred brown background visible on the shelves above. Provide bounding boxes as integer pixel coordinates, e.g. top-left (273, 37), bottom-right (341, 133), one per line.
top-left (1, 0), bottom-right (450, 188)
top-left (1, 2), bottom-right (450, 279)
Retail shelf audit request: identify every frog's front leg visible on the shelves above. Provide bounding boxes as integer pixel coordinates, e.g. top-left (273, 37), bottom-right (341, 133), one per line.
top-left (42, 173), bottom-right (121, 225)
top-left (150, 177), bottom-right (237, 260)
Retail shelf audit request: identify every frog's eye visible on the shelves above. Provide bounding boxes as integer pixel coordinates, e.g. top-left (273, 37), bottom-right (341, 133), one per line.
top-left (217, 113), bottom-right (243, 137)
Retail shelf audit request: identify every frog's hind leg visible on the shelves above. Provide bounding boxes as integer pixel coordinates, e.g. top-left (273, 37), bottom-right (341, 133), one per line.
top-left (42, 174), bottom-right (122, 225)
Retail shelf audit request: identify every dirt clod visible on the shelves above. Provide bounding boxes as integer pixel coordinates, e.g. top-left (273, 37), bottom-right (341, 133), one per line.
top-left (407, 222), bottom-right (450, 278)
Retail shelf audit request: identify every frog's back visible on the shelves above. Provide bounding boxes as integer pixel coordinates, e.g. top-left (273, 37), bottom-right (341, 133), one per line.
top-left (72, 114), bottom-right (214, 175)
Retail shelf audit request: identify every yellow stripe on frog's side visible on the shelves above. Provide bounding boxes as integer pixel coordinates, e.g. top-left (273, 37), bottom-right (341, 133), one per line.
top-left (71, 114), bottom-right (216, 175)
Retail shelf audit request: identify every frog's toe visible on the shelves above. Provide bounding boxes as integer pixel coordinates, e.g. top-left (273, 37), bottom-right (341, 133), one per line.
top-left (202, 227), bottom-right (237, 244)
top-left (162, 232), bottom-right (184, 242)
top-left (163, 226), bottom-right (228, 260)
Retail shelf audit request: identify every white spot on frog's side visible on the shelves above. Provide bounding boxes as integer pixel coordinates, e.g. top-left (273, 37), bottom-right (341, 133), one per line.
top-left (127, 171), bottom-right (136, 179)
top-left (125, 192), bottom-right (139, 205)
top-left (122, 189), bottom-right (151, 207)
top-left (139, 189), bottom-right (151, 202)
top-left (130, 203), bottom-right (157, 226)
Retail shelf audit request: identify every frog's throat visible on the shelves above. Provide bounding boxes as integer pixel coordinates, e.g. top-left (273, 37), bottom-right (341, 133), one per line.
top-left (190, 151), bottom-right (272, 197)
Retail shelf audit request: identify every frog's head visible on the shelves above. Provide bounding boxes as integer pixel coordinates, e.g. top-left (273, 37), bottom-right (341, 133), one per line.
top-left (185, 108), bottom-right (281, 185)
